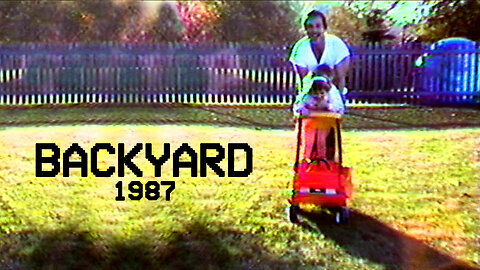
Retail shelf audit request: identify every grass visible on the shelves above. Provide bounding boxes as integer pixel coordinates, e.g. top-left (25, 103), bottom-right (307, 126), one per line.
top-left (1, 103), bottom-right (480, 130)
top-left (0, 111), bottom-right (479, 269)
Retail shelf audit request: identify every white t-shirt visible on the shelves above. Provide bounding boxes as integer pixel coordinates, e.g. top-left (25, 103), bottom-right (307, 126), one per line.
top-left (290, 34), bottom-right (350, 114)
top-left (289, 34), bottom-right (350, 72)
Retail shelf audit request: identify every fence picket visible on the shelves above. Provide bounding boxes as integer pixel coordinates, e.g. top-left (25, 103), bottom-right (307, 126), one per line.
top-left (0, 42), bottom-right (478, 106)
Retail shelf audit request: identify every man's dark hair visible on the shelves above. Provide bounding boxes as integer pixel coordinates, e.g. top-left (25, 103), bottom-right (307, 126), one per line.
top-left (304, 10), bottom-right (328, 30)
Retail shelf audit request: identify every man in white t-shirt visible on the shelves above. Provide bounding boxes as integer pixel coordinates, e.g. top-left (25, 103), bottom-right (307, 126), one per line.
top-left (289, 10), bottom-right (351, 104)
top-left (289, 10), bottom-right (351, 161)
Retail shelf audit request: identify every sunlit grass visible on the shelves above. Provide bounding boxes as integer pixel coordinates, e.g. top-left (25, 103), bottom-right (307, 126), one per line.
top-left (0, 124), bottom-right (478, 269)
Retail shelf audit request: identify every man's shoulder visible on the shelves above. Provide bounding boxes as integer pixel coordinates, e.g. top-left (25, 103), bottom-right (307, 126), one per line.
top-left (292, 36), bottom-right (310, 49)
top-left (325, 33), bottom-right (345, 44)
top-left (290, 36), bottom-right (310, 58)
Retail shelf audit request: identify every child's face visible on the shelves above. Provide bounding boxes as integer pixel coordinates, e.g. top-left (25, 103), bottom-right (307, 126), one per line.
top-left (309, 79), bottom-right (331, 95)
top-left (309, 94), bottom-right (328, 110)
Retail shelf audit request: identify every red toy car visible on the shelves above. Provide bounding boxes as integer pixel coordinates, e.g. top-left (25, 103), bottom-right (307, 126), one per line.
top-left (289, 112), bottom-right (353, 224)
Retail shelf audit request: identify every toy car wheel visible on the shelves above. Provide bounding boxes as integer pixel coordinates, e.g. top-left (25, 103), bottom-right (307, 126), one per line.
top-left (289, 205), bottom-right (300, 223)
top-left (335, 208), bottom-right (350, 224)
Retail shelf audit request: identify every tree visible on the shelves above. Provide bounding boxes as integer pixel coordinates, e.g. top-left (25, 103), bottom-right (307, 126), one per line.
top-left (361, 8), bottom-right (396, 44)
top-left (213, 1), bottom-right (301, 45)
top-left (68, 0), bottom-right (142, 43)
top-left (0, 1), bottom-right (72, 43)
top-left (416, 0), bottom-right (480, 42)
top-left (342, 1), bottom-right (398, 44)
top-left (327, 6), bottom-right (368, 46)
top-left (0, 0), bottom-right (143, 44)
top-left (149, 2), bottom-right (184, 43)
top-left (176, 1), bottom-right (220, 43)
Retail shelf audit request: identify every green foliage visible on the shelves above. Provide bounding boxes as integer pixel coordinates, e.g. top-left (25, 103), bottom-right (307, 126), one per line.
top-left (0, 0), bottom-right (303, 45)
top-left (0, 0), bottom-right (143, 44)
top-left (0, 1), bottom-right (69, 43)
top-left (212, 1), bottom-right (301, 45)
top-left (361, 9), bottom-right (396, 44)
top-left (175, 1), bottom-right (221, 43)
top-left (343, 1), bottom-right (397, 44)
top-left (416, 0), bottom-right (480, 42)
top-left (4, 0), bottom-right (479, 45)
top-left (150, 3), bottom-right (184, 43)
top-left (328, 6), bottom-right (368, 46)
top-left (68, 0), bottom-right (142, 43)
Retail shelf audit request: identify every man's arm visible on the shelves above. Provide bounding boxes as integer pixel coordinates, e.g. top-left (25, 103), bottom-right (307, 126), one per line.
top-left (293, 64), bottom-right (309, 90)
top-left (333, 56), bottom-right (350, 93)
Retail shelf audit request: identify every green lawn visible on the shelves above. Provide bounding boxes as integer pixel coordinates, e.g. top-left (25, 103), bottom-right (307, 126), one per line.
top-left (0, 120), bottom-right (478, 269)
top-left (1, 104), bottom-right (480, 130)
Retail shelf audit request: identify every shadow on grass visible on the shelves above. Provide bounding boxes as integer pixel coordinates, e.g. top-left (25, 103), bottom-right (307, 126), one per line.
top-left (1, 221), bottom-right (307, 270)
top-left (297, 209), bottom-right (478, 270)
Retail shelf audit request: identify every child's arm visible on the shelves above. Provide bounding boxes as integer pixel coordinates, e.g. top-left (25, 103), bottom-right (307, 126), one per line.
top-left (293, 94), bottom-right (309, 117)
top-left (327, 85), bottom-right (345, 114)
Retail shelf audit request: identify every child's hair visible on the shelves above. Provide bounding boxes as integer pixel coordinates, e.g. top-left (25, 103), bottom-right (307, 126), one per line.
top-left (309, 78), bottom-right (330, 96)
top-left (313, 64), bottom-right (334, 78)
top-left (308, 65), bottom-right (333, 96)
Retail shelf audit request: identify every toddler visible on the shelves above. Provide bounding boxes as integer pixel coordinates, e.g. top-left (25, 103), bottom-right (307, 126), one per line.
top-left (293, 65), bottom-right (345, 117)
